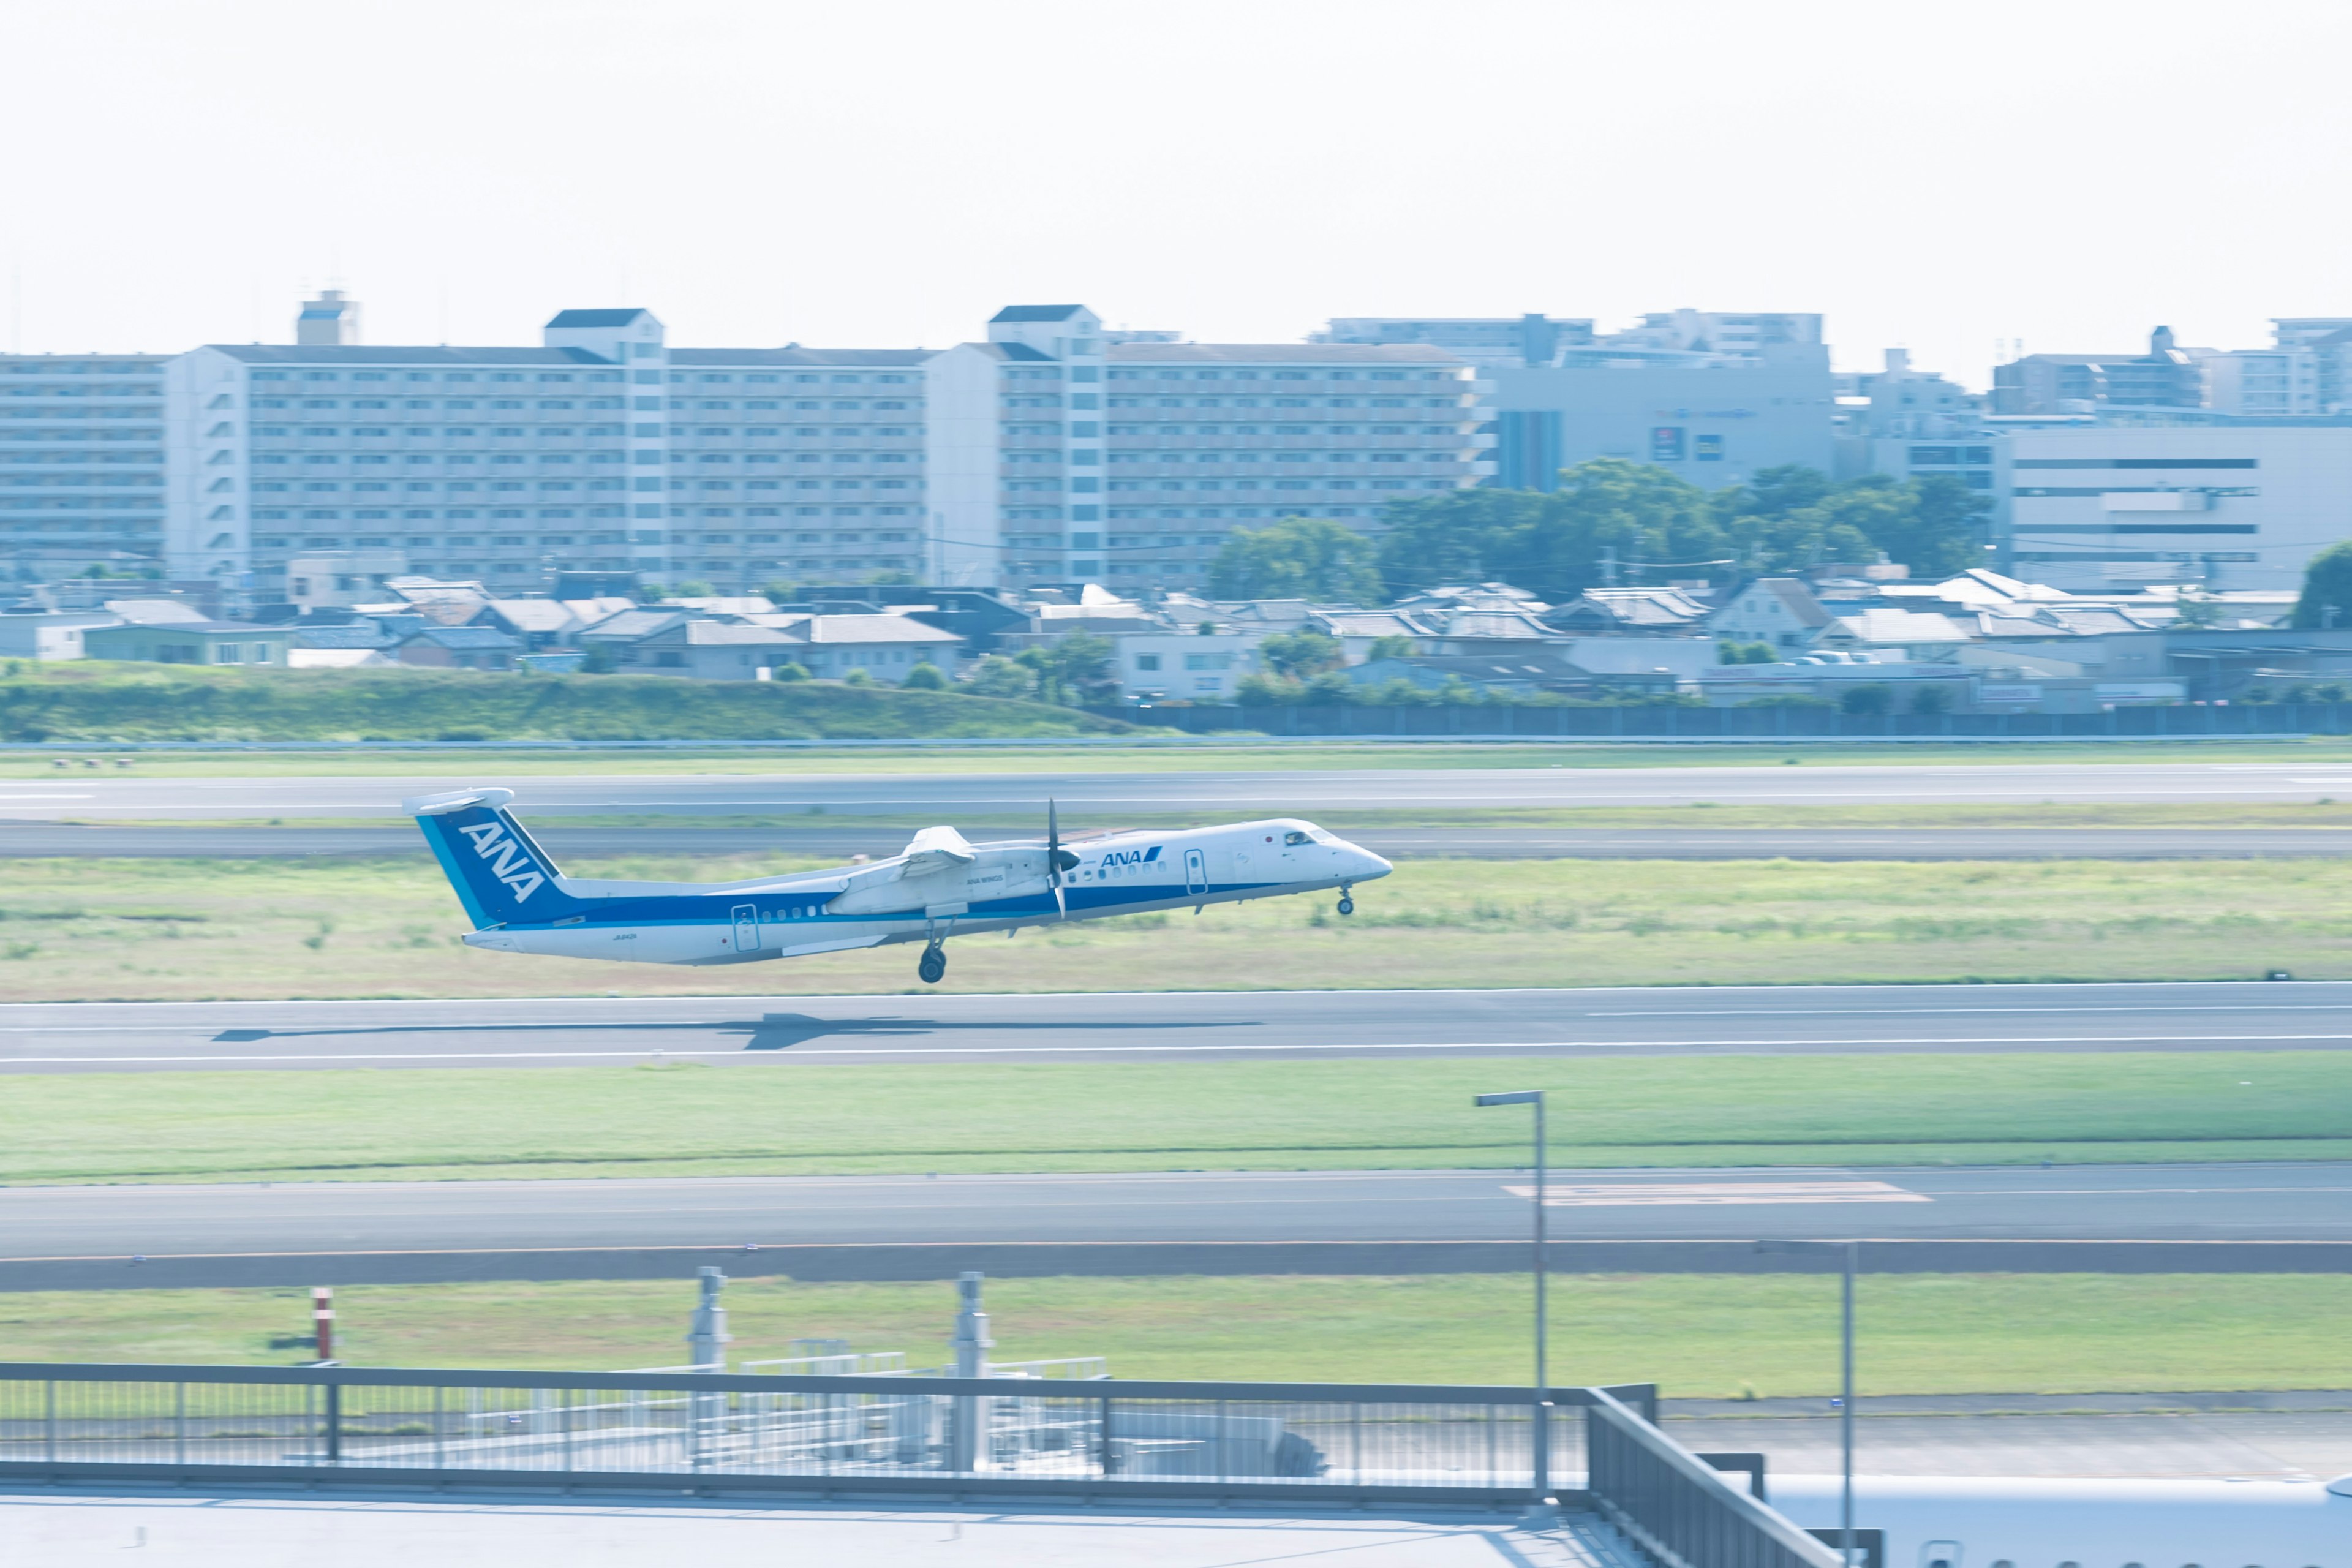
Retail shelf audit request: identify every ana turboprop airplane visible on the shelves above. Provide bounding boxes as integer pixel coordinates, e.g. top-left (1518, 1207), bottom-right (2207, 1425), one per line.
top-left (407, 787), bottom-right (1392, 984)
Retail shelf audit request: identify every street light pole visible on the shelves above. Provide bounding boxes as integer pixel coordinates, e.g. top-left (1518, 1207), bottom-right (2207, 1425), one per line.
top-left (1755, 1237), bottom-right (1860, 1566)
top-left (1475, 1089), bottom-right (1548, 1519)
top-left (1840, 1238), bottom-right (1856, 1568)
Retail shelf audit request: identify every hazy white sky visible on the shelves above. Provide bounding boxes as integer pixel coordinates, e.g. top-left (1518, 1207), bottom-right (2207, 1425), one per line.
top-left (4, 0), bottom-right (2348, 386)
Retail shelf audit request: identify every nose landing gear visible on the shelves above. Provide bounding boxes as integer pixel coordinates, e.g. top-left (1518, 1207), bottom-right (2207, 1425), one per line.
top-left (1336, 884), bottom-right (1355, 918)
top-left (918, 943), bottom-right (947, 984)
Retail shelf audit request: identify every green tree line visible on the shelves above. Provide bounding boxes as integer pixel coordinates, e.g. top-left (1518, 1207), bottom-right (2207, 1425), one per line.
top-left (1203, 459), bottom-right (1991, 603)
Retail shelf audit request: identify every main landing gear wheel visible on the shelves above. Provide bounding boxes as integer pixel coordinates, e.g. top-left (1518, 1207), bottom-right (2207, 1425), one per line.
top-left (1336, 894), bottom-right (1355, 916)
top-left (918, 944), bottom-right (947, 984)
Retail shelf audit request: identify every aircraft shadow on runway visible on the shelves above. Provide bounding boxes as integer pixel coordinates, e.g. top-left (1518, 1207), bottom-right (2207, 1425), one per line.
top-left (205, 1012), bottom-right (1243, 1051)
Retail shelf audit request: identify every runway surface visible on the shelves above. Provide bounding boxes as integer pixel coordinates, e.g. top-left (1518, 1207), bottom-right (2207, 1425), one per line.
top-left (8, 1163), bottom-right (2349, 1290)
top-left (2, 980), bottom-right (2346, 1073)
top-left (4, 823), bottom-right (2349, 861)
top-left (8, 1163), bottom-right (2338, 1257)
top-left (16, 760), bottom-right (2352, 820)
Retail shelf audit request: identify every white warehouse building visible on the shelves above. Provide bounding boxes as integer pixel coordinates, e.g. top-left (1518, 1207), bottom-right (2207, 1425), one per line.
top-left (2004, 423), bottom-right (2352, 592)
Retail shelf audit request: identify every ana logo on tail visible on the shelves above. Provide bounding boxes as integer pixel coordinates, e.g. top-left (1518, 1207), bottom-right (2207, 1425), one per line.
top-left (458, 822), bottom-right (545, 902)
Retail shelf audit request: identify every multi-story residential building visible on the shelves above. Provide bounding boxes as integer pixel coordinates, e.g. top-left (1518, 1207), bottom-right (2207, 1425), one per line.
top-left (926, 306), bottom-right (1488, 590)
top-left (1328, 310), bottom-right (1834, 494)
top-left (1, 352), bottom-right (171, 575)
top-left (164, 298), bottom-right (930, 600)
top-left (1991, 327), bottom-right (2205, 415)
top-left (2268, 318), bottom-right (2352, 413)
top-left (2193, 346), bottom-right (2320, 417)
top-left (166, 296), bottom-right (1483, 599)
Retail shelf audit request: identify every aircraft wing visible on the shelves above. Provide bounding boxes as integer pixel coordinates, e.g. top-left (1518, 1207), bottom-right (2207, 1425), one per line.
top-left (894, 824), bottom-right (978, 877)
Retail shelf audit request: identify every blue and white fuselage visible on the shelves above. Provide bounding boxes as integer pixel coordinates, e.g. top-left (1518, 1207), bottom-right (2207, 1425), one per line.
top-left (406, 788), bottom-right (1392, 980)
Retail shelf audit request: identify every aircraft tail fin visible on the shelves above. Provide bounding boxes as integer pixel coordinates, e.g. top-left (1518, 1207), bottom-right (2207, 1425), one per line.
top-left (405, 788), bottom-right (586, 929)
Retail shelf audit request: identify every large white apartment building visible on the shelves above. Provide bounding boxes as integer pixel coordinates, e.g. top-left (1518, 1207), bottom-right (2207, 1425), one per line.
top-left (164, 298), bottom-right (1483, 598)
top-left (165, 306), bottom-right (929, 597)
top-left (924, 305), bottom-right (1487, 589)
top-left (2, 352), bottom-right (172, 574)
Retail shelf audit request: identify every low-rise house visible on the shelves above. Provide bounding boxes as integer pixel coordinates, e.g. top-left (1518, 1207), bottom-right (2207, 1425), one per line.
top-left (1706, 578), bottom-right (1836, 652)
top-left (473, 598), bottom-right (583, 651)
top-left (1307, 609), bottom-right (1429, 662)
top-left (102, 597), bottom-right (213, 627)
top-left (284, 549), bottom-right (407, 609)
top-left (1811, 607), bottom-right (1972, 660)
top-left (289, 623), bottom-right (395, 654)
top-left (576, 608), bottom-right (690, 654)
top-left (392, 625), bottom-right (522, 671)
top-left (1423, 608), bottom-right (1570, 657)
top-left (791, 614), bottom-right (964, 680)
top-left (0, 611), bottom-right (120, 660)
top-left (559, 596), bottom-right (639, 632)
top-left (620, 622), bottom-right (812, 680)
top-left (601, 612), bottom-right (965, 682)
top-left (84, 620), bottom-right (290, 666)
top-left (1547, 587), bottom-right (1712, 635)
top-left (1118, 633), bottom-right (1263, 700)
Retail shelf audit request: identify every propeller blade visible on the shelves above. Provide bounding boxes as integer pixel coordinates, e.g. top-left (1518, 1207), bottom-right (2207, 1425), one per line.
top-left (1047, 798), bottom-right (1071, 919)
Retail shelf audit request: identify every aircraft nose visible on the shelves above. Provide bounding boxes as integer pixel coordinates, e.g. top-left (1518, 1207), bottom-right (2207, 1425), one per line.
top-left (1351, 844), bottom-right (1393, 879)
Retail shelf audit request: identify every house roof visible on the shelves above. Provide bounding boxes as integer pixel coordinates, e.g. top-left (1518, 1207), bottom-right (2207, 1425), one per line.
top-left (990, 306), bottom-right (1090, 323)
top-left (1558, 587), bottom-right (1710, 628)
top-left (1824, 608), bottom-right (1969, 644)
top-left (290, 625), bottom-right (391, 649)
top-left (577, 609), bottom-right (686, 639)
top-left (400, 625), bottom-right (521, 650)
top-left (803, 615), bottom-right (960, 646)
top-left (1438, 610), bottom-right (1561, 640)
top-left (667, 623), bottom-right (809, 646)
top-left (1310, 611), bottom-right (1428, 638)
top-left (478, 599), bottom-right (578, 633)
top-left (1715, 578), bottom-right (1832, 629)
top-left (545, 309), bottom-right (652, 328)
top-left (102, 598), bottom-right (211, 625)
top-left (88, 619), bottom-right (280, 636)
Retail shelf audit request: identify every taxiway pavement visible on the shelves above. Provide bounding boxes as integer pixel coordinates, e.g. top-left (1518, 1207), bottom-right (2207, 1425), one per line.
top-left (1, 980), bottom-right (2345, 1073)
top-left (6, 1163), bottom-right (2346, 1289)
top-left (2, 823), bottom-right (2349, 860)
top-left (10, 760), bottom-right (2352, 821)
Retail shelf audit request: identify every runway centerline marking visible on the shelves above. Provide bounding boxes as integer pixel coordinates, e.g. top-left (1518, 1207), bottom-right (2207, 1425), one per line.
top-left (1504, 1181), bottom-right (1931, 1207)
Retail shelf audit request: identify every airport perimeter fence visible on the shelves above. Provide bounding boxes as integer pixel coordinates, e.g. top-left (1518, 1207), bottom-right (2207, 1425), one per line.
top-left (0, 1363), bottom-right (1837, 1561)
top-left (1113, 699), bottom-right (2352, 739)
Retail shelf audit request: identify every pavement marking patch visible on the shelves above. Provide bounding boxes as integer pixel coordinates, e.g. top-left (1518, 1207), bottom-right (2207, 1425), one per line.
top-left (1504, 1180), bottom-right (1932, 1207)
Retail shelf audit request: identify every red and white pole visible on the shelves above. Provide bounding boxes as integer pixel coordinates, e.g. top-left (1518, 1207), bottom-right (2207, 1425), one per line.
top-left (312, 1287), bottom-right (335, 1363)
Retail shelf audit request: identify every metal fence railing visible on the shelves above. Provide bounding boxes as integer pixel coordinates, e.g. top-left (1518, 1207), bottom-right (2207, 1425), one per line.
top-left (0, 1362), bottom-right (1831, 1557)
top-left (1587, 1389), bottom-right (1841, 1568)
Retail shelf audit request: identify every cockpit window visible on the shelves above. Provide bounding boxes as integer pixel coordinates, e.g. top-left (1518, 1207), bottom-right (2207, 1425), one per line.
top-left (1306, 827), bottom-right (1338, 844)
top-left (1283, 830), bottom-right (1311, 846)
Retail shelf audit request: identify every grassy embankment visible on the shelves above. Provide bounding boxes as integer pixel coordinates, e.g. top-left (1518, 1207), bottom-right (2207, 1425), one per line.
top-left (0, 852), bottom-right (2345, 1001)
top-left (10, 1273), bottom-right (2347, 1396)
top-left (0, 662), bottom-right (1121, 742)
top-left (7, 1051), bottom-right (2343, 1183)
